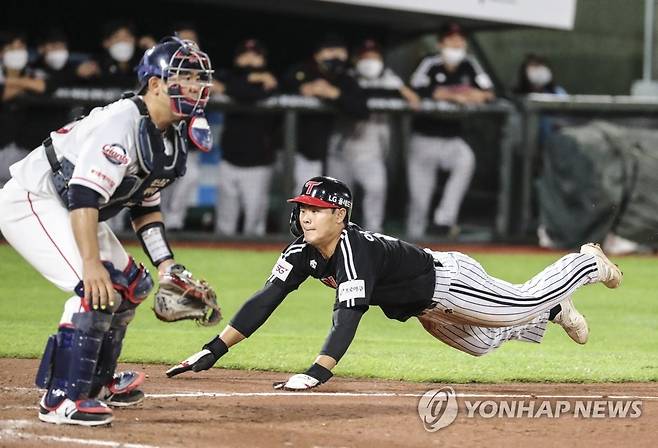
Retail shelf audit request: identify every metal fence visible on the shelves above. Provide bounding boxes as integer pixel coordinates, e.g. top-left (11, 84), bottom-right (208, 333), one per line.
top-left (12, 87), bottom-right (517, 241)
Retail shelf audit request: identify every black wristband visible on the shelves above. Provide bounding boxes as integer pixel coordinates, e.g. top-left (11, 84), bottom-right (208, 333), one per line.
top-left (203, 336), bottom-right (229, 359)
top-left (305, 363), bottom-right (333, 384)
top-left (136, 221), bottom-right (174, 266)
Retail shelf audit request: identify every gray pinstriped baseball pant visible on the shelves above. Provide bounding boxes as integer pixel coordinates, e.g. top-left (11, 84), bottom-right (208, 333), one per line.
top-left (418, 250), bottom-right (599, 356)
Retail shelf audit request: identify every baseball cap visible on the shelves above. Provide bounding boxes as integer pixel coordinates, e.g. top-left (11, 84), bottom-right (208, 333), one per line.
top-left (235, 38), bottom-right (266, 56)
top-left (314, 33), bottom-right (347, 53)
top-left (355, 38), bottom-right (381, 57)
top-left (438, 22), bottom-right (465, 40)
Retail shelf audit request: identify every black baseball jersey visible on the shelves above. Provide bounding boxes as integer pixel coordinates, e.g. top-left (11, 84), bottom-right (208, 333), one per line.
top-left (267, 223), bottom-right (436, 321)
top-left (409, 54), bottom-right (493, 137)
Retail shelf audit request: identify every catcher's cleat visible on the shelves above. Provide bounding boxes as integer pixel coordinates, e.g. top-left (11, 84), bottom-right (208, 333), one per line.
top-left (39, 389), bottom-right (113, 426)
top-left (580, 243), bottom-right (623, 289)
top-left (97, 371), bottom-right (145, 407)
top-left (552, 297), bottom-right (589, 345)
top-left (100, 389), bottom-right (145, 407)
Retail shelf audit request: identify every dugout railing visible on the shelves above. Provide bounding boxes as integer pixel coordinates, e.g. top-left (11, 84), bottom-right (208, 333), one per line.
top-left (9, 88), bottom-right (517, 241)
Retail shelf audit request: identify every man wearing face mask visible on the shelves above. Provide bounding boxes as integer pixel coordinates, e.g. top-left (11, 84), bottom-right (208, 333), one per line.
top-left (93, 20), bottom-right (142, 90)
top-left (408, 22), bottom-right (495, 239)
top-left (0, 31), bottom-right (46, 187)
top-left (327, 38), bottom-right (419, 232)
top-left (282, 33), bottom-right (368, 194)
top-left (214, 38), bottom-right (279, 236)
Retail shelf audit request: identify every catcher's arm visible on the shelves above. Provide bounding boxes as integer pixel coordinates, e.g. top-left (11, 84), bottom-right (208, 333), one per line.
top-left (273, 306), bottom-right (366, 391)
top-left (131, 209), bottom-right (175, 273)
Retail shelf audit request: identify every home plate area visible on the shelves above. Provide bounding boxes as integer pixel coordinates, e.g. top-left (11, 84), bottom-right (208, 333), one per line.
top-left (1, 359), bottom-right (655, 448)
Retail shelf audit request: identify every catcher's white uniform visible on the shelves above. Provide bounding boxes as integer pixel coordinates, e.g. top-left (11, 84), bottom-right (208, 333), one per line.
top-left (0, 96), bottom-right (183, 325)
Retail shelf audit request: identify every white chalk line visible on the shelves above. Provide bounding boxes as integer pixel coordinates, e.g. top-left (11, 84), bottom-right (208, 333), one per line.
top-left (4, 386), bottom-right (657, 401)
top-left (0, 419), bottom-right (162, 448)
top-left (145, 391), bottom-right (658, 400)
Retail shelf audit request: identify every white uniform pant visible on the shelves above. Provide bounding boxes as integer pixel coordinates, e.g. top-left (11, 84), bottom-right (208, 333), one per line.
top-left (420, 249), bottom-right (599, 356)
top-left (293, 153), bottom-right (323, 195)
top-left (406, 134), bottom-right (475, 238)
top-left (0, 179), bottom-right (130, 326)
top-left (327, 120), bottom-right (388, 232)
top-left (216, 161), bottom-right (273, 236)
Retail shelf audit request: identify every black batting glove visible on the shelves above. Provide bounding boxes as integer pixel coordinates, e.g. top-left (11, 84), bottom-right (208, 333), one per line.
top-left (166, 336), bottom-right (228, 378)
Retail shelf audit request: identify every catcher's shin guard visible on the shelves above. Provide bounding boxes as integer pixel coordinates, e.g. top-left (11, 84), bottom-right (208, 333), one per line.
top-left (35, 327), bottom-right (75, 393)
top-left (36, 311), bottom-right (111, 399)
top-left (67, 311), bottom-right (113, 400)
top-left (90, 309), bottom-right (136, 396)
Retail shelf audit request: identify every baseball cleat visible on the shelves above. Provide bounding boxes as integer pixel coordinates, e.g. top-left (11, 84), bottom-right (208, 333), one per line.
top-left (39, 390), bottom-right (113, 426)
top-left (580, 243), bottom-right (623, 288)
top-left (552, 297), bottom-right (589, 345)
top-left (97, 371), bottom-right (146, 408)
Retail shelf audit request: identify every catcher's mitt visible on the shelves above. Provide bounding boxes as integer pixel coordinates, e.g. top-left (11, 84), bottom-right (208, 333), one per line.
top-left (153, 264), bottom-right (221, 326)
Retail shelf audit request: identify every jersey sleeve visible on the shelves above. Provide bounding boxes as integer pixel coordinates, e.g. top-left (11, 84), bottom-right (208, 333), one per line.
top-left (68, 122), bottom-right (133, 204)
top-left (333, 230), bottom-right (377, 309)
top-left (409, 56), bottom-right (438, 98)
top-left (465, 56), bottom-right (494, 91)
top-left (266, 241), bottom-right (310, 294)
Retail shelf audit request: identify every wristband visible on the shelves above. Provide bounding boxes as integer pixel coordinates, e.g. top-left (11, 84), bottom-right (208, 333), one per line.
top-left (203, 336), bottom-right (229, 359)
top-left (305, 363), bottom-right (333, 384)
top-left (136, 222), bottom-right (174, 266)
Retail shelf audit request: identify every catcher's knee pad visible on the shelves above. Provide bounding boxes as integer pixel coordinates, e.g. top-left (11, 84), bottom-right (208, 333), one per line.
top-left (35, 311), bottom-right (112, 400)
top-left (90, 309), bottom-right (136, 396)
top-left (74, 258), bottom-right (153, 311)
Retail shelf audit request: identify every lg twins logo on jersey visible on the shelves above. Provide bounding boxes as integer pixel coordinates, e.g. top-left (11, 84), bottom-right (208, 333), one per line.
top-left (101, 144), bottom-right (131, 166)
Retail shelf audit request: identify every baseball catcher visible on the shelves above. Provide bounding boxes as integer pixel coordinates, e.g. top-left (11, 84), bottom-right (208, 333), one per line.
top-left (0, 36), bottom-right (218, 426)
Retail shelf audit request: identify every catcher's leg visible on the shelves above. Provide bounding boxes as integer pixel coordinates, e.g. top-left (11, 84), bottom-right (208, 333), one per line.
top-left (417, 309), bottom-right (549, 357)
top-left (88, 257), bottom-right (154, 407)
top-left (35, 310), bottom-right (114, 426)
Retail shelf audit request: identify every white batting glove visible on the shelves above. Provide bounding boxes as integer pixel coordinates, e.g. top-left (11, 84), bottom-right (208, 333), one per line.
top-left (272, 363), bottom-right (333, 391)
top-left (273, 374), bottom-right (320, 391)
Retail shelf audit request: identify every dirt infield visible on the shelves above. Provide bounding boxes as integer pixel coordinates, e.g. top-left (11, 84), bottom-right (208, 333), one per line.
top-left (1, 359), bottom-right (656, 447)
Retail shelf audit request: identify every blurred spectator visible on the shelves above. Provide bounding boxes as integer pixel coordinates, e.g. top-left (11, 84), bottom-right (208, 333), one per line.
top-left (92, 19), bottom-right (142, 89)
top-left (0, 30), bottom-right (46, 187)
top-left (214, 38), bottom-right (279, 236)
top-left (172, 21), bottom-right (225, 95)
top-left (30, 29), bottom-right (101, 142)
top-left (513, 53), bottom-right (567, 95)
top-left (407, 22), bottom-right (494, 239)
top-left (282, 33), bottom-right (368, 193)
top-left (34, 29), bottom-right (93, 87)
top-left (327, 38), bottom-right (419, 232)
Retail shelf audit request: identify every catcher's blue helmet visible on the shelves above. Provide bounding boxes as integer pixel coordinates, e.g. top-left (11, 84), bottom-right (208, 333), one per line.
top-left (136, 36), bottom-right (213, 116)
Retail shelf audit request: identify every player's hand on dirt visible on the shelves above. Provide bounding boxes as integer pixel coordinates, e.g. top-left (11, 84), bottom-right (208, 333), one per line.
top-left (272, 363), bottom-right (333, 391)
top-left (82, 259), bottom-right (115, 310)
top-left (166, 336), bottom-right (228, 378)
top-left (273, 374), bottom-right (321, 391)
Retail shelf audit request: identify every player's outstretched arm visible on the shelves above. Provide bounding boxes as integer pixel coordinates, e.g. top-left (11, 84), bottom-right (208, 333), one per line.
top-left (272, 306), bottom-right (366, 391)
top-left (166, 282), bottom-right (288, 378)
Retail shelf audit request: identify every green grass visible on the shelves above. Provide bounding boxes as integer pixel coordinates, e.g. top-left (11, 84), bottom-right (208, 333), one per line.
top-left (1, 244), bottom-right (657, 383)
